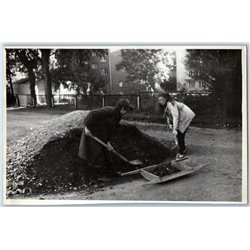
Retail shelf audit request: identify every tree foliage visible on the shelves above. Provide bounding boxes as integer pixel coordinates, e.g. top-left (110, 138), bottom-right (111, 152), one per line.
top-left (6, 49), bottom-right (40, 106)
top-left (6, 49), bottom-right (109, 107)
top-left (53, 49), bottom-right (108, 94)
top-left (116, 49), bottom-right (175, 90)
top-left (160, 52), bottom-right (177, 91)
top-left (6, 50), bottom-right (17, 94)
top-left (185, 49), bottom-right (242, 122)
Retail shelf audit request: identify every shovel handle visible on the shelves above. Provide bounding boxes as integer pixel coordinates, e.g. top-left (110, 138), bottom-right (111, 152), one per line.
top-left (88, 133), bottom-right (109, 148)
top-left (87, 133), bottom-right (130, 163)
top-left (110, 149), bottom-right (130, 163)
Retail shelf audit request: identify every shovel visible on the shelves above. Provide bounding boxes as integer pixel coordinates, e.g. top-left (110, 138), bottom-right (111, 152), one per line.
top-left (87, 133), bottom-right (143, 166)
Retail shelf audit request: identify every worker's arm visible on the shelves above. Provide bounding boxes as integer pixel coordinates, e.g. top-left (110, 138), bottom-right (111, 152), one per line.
top-left (84, 126), bottom-right (114, 151)
top-left (166, 116), bottom-right (173, 130)
top-left (163, 107), bottom-right (173, 130)
top-left (167, 101), bottom-right (179, 133)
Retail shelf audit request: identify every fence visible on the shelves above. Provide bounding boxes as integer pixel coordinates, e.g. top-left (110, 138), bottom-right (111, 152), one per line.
top-left (76, 94), bottom-right (139, 110)
top-left (12, 91), bottom-right (241, 127)
top-left (14, 91), bottom-right (211, 112)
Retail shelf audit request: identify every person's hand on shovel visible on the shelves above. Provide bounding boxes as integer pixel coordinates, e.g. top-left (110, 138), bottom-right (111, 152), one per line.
top-left (84, 126), bottom-right (92, 136)
top-left (107, 142), bottom-right (114, 152)
top-left (173, 130), bottom-right (178, 137)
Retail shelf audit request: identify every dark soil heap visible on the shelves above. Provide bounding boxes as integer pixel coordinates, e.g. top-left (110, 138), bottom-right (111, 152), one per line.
top-left (152, 162), bottom-right (180, 177)
top-left (6, 111), bottom-right (170, 196)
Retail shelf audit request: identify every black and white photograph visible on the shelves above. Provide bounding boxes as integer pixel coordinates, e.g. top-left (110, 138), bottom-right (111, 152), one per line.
top-left (3, 45), bottom-right (247, 204)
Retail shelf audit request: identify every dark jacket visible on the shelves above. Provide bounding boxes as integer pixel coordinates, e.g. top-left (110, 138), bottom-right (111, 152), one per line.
top-left (78, 106), bottom-right (121, 165)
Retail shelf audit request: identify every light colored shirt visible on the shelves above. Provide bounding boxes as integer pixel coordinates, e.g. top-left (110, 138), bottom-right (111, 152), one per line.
top-left (166, 101), bottom-right (195, 133)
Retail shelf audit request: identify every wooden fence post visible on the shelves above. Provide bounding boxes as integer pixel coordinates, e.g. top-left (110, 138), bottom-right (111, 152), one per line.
top-left (75, 95), bottom-right (78, 109)
top-left (137, 92), bottom-right (141, 110)
top-left (102, 95), bottom-right (105, 107)
top-left (51, 95), bottom-right (55, 108)
top-left (15, 94), bottom-right (20, 107)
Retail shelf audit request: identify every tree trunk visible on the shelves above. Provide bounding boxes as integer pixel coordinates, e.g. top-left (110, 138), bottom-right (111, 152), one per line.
top-left (221, 95), bottom-right (227, 125)
top-left (76, 85), bottom-right (80, 95)
top-left (27, 68), bottom-right (37, 107)
top-left (9, 77), bottom-right (14, 95)
top-left (41, 49), bottom-right (53, 108)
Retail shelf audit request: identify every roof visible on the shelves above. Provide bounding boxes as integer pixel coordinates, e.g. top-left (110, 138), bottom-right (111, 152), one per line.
top-left (12, 77), bottom-right (29, 85)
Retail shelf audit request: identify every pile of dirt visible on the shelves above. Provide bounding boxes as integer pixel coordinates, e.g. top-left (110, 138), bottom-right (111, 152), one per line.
top-left (152, 162), bottom-right (180, 177)
top-left (6, 111), bottom-right (170, 197)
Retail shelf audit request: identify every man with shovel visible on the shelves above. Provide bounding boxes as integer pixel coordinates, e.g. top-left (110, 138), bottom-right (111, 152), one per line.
top-left (78, 99), bottom-right (135, 183)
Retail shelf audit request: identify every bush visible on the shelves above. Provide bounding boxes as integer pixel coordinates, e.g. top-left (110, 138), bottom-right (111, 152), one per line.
top-left (125, 94), bottom-right (241, 128)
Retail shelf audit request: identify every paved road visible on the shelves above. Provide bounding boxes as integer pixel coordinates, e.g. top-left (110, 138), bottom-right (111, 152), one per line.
top-left (7, 110), bottom-right (65, 144)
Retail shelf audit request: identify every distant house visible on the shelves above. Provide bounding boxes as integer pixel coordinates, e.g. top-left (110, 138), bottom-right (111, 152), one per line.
top-left (184, 70), bottom-right (208, 92)
top-left (12, 78), bottom-right (76, 106)
top-left (12, 78), bottom-right (34, 106)
top-left (176, 49), bottom-right (209, 92)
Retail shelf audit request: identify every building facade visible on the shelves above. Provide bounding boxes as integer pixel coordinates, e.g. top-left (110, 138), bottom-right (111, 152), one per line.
top-left (110, 50), bottom-right (149, 94)
top-left (82, 50), bottom-right (111, 93)
top-left (12, 78), bottom-right (76, 106)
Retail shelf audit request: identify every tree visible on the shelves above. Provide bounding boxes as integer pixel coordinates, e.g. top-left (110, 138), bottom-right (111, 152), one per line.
top-left (15, 49), bottom-right (40, 106)
top-left (88, 77), bottom-right (105, 94)
top-left (52, 49), bottom-right (108, 94)
top-left (6, 49), bottom-right (40, 106)
top-left (40, 49), bottom-right (53, 107)
top-left (160, 52), bottom-right (177, 91)
top-left (184, 49), bottom-right (242, 123)
top-left (116, 49), bottom-right (174, 91)
top-left (6, 50), bottom-right (16, 95)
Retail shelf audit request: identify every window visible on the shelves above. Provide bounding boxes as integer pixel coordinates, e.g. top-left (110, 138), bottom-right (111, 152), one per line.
top-left (101, 69), bottom-right (108, 76)
top-left (91, 51), bottom-right (97, 57)
top-left (84, 61), bottom-right (89, 65)
top-left (91, 63), bottom-right (98, 69)
top-left (194, 71), bottom-right (199, 77)
top-left (83, 72), bottom-right (89, 77)
top-left (199, 81), bottom-right (205, 88)
top-left (188, 71), bottom-right (194, 77)
top-left (119, 81), bottom-right (123, 87)
top-left (189, 81), bottom-right (195, 88)
top-left (189, 71), bottom-right (201, 77)
top-left (100, 57), bottom-right (107, 63)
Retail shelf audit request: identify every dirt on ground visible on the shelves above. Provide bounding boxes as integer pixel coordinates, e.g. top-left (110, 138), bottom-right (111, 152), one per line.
top-left (6, 109), bottom-right (243, 202)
